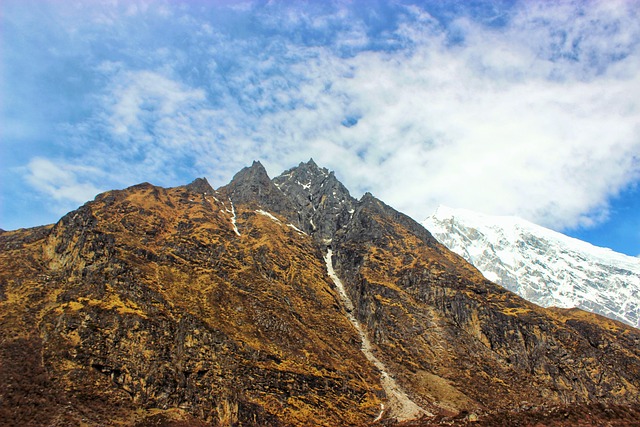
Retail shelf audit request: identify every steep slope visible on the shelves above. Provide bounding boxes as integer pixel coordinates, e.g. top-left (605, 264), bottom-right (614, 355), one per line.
top-left (1, 161), bottom-right (640, 427)
top-left (0, 172), bottom-right (383, 427)
top-left (423, 206), bottom-right (640, 328)
top-left (329, 194), bottom-right (640, 421)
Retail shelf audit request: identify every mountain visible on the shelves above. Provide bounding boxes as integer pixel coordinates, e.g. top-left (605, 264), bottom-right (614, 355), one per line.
top-left (273, 159), bottom-right (356, 243)
top-left (1, 160), bottom-right (639, 427)
top-left (423, 206), bottom-right (640, 329)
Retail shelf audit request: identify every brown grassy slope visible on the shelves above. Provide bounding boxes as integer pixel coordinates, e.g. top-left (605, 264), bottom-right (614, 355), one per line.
top-left (333, 194), bottom-right (640, 421)
top-left (2, 178), bottom-right (639, 426)
top-left (0, 182), bottom-right (383, 427)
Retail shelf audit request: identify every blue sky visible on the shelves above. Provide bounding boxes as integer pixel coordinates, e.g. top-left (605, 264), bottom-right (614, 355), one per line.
top-left (1, 0), bottom-right (639, 257)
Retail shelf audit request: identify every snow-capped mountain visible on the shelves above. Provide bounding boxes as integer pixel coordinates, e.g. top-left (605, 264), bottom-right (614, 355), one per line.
top-left (423, 206), bottom-right (640, 328)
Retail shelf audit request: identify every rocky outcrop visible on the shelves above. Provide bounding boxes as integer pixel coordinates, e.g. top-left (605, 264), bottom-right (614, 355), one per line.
top-left (184, 177), bottom-right (215, 195)
top-left (273, 159), bottom-right (356, 242)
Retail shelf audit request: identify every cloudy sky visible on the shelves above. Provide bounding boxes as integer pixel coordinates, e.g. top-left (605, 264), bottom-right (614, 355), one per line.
top-left (2, 0), bottom-right (639, 256)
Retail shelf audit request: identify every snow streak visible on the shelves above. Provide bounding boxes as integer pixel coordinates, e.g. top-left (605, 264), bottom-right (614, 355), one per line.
top-left (255, 209), bottom-right (281, 223)
top-left (324, 249), bottom-right (428, 422)
top-left (228, 198), bottom-right (240, 236)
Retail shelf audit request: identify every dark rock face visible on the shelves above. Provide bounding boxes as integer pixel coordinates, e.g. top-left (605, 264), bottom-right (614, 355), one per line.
top-left (1, 160), bottom-right (639, 426)
top-left (218, 161), bottom-right (299, 224)
top-left (342, 192), bottom-right (439, 248)
top-left (273, 159), bottom-right (356, 242)
top-left (184, 177), bottom-right (215, 195)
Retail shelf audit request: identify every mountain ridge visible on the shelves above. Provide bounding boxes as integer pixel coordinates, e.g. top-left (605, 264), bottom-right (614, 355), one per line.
top-left (1, 161), bottom-right (639, 426)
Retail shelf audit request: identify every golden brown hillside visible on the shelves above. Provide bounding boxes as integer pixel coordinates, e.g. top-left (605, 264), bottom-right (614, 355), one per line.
top-left (0, 180), bottom-right (383, 426)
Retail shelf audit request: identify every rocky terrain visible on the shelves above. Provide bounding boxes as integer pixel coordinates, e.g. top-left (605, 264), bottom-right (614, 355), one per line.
top-left (1, 160), bottom-right (639, 426)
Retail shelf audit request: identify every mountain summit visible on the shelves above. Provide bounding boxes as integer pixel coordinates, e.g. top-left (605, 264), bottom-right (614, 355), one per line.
top-left (219, 160), bottom-right (299, 222)
top-left (273, 159), bottom-right (356, 242)
top-left (1, 162), bottom-right (639, 426)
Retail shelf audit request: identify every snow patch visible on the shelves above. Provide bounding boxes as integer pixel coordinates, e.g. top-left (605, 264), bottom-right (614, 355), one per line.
top-left (227, 198), bottom-right (240, 236)
top-left (287, 224), bottom-right (307, 235)
top-left (254, 210), bottom-right (307, 236)
top-left (255, 209), bottom-right (281, 223)
top-left (373, 404), bottom-right (385, 423)
top-left (483, 271), bottom-right (499, 282)
top-left (296, 180), bottom-right (311, 190)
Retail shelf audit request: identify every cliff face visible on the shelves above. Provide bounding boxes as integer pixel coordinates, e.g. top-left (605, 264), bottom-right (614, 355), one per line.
top-left (273, 159), bottom-right (356, 243)
top-left (1, 160), bottom-right (639, 426)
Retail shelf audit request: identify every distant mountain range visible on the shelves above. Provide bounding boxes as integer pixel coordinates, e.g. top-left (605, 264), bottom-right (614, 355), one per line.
top-left (1, 161), bottom-right (639, 426)
top-left (424, 206), bottom-right (640, 328)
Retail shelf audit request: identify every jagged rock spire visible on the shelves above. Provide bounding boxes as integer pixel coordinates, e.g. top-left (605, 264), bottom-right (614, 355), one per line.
top-left (218, 160), bottom-right (299, 222)
top-left (185, 177), bottom-right (214, 195)
top-left (273, 160), bottom-right (356, 242)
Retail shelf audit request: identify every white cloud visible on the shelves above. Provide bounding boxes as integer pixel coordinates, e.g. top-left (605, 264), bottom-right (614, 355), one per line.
top-left (250, 0), bottom-right (640, 231)
top-left (24, 158), bottom-right (103, 212)
top-left (13, 0), bottom-right (640, 236)
top-left (104, 70), bottom-right (206, 137)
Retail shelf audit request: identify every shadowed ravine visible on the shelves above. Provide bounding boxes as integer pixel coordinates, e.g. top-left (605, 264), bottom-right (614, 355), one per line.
top-left (324, 249), bottom-right (428, 422)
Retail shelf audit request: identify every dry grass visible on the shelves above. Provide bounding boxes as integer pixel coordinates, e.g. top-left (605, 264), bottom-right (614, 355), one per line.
top-left (216, 399), bottom-right (239, 427)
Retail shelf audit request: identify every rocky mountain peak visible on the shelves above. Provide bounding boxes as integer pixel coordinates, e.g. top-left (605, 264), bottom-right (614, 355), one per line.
top-left (359, 191), bottom-right (377, 205)
top-left (226, 160), bottom-right (270, 190)
top-left (273, 160), bottom-right (355, 242)
top-left (184, 177), bottom-right (214, 195)
top-left (275, 159), bottom-right (330, 187)
top-left (300, 158), bottom-right (323, 173)
top-left (218, 160), bottom-right (298, 223)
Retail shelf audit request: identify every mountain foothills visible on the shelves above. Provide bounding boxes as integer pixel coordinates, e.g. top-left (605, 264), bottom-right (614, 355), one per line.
top-left (1, 160), bottom-right (639, 427)
top-left (423, 206), bottom-right (640, 328)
